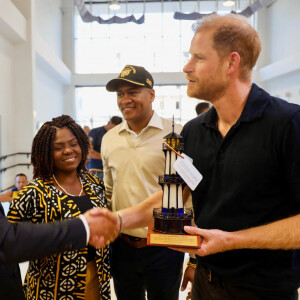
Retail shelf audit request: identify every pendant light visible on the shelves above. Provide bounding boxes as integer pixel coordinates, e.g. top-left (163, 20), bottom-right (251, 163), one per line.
top-left (223, 0), bottom-right (235, 7)
top-left (109, 0), bottom-right (120, 11)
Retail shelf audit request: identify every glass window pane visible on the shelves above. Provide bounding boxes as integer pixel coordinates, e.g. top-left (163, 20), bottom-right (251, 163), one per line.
top-left (75, 85), bottom-right (202, 128)
top-left (75, 3), bottom-right (197, 74)
top-left (74, 1), bottom-right (254, 73)
top-left (75, 87), bottom-right (121, 128)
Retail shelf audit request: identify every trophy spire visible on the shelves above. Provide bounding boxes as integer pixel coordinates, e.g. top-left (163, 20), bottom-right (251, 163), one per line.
top-left (172, 115), bottom-right (175, 133)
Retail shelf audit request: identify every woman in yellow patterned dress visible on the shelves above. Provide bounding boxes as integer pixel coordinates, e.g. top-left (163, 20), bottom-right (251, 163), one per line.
top-left (8, 115), bottom-right (110, 300)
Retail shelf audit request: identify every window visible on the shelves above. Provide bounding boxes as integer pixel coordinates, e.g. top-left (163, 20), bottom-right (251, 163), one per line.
top-left (75, 85), bottom-right (200, 128)
top-left (74, 2), bottom-right (197, 73)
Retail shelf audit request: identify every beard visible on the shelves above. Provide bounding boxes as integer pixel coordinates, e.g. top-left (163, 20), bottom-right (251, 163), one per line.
top-left (187, 69), bottom-right (228, 102)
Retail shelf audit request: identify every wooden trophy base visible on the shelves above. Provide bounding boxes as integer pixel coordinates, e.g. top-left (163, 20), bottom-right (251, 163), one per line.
top-left (147, 208), bottom-right (201, 248)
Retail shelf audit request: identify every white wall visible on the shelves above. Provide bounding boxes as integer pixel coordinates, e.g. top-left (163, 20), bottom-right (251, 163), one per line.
top-left (35, 0), bottom-right (63, 59)
top-left (0, 0), bottom-right (34, 192)
top-left (264, 70), bottom-right (300, 105)
top-left (0, 34), bottom-right (14, 156)
top-left (35, 64), bottom-right (64, 125)
top-left (34, 0), bottom-right (67, 126)
top-left (257, 0), bottom-right (300, 105)
top-left (267, 0), bottom-right (300, 64)
top-left (0, 0), bottom-right (68, 193)
top-left (62, 0), bottom-right (76, 116)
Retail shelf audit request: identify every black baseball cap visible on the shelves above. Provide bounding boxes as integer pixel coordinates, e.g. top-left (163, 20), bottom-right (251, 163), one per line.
top-left (106, 65), bottom-right (154, 92)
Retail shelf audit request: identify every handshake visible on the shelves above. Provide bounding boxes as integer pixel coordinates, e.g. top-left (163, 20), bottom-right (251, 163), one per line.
top-left (83, 208), bottom-right (121, 249)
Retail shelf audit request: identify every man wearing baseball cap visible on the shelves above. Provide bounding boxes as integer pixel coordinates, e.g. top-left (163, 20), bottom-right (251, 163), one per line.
top-left (102, 65), bottom-right (184, 300)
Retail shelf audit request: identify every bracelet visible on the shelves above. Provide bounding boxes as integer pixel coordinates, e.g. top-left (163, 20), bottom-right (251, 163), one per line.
top-left (116, 212), bottom-right (123, 235)
top-left (187, 261), bottom-right (197, 269)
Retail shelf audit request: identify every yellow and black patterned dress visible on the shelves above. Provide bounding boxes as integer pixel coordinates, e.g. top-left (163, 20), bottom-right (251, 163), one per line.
top-left (7, 172), bottom-right (110, 300)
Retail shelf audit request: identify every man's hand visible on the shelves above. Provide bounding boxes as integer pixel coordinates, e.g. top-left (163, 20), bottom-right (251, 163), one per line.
top-left (181, 265), bottom-right (195, 300)
top-left (170, 226), bottom-right (233, 256)
top-left (83, 208), bottom-right (119, 248)
top-left (173, 215), bottom-right (300, 256)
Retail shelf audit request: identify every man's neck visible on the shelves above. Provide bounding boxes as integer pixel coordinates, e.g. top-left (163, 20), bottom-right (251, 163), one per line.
top-left (127, 111), bottom-right (154, 135)
top-left (214, 81), bottom-right (252, 138)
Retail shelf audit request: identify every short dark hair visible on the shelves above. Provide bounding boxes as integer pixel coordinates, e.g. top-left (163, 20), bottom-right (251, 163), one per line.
top-left (195, 102), bottom-right (210, 115)
top-left (15, 173), bottom-right (27, 179)
top-left (31, 115), bottom-right (90, 180)
top-left (110, 116), bottom-right (122, 125)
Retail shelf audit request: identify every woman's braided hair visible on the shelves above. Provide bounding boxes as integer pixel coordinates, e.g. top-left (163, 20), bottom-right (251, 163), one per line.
top-left (31, 115), bottom-right (90, 180)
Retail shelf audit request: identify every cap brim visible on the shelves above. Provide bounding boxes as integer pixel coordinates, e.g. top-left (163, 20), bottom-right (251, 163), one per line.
top-left (106, 78), bottom-right (146, 92)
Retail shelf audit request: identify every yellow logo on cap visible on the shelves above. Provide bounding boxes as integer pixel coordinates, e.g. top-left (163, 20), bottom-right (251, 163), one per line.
top-left (120, 65), bottom-right (136, 78)
top-left (146, 78), bottom-right (152, 87)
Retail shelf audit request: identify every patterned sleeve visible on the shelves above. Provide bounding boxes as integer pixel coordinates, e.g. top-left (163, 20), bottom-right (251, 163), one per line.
top-left (7, 182), bottom-right (45, 224)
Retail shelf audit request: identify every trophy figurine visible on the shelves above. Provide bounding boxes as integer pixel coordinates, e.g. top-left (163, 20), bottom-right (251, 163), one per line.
top-left (147, 123), bottom-right (200, 248)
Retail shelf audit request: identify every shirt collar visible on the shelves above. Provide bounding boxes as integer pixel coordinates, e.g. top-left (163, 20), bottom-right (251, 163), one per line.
top-left (118, 111), bottom-right (163, 134)
top-left (201, 83), bottom-right (270, 126)
top-left (147, 111), bottom-right (164, 129)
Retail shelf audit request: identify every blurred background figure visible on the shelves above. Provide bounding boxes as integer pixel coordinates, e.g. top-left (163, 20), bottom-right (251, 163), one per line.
top-left (83, 125), bottom-right (91, 135)
top-left (0, 173), bottom-right (28, 203)
top-left (195, 101), bottom-right (210, 115)
top-left (88, 116), bottom-right (122, 180)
